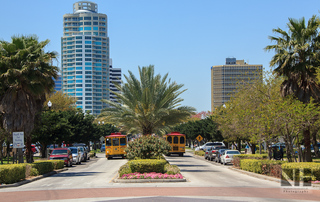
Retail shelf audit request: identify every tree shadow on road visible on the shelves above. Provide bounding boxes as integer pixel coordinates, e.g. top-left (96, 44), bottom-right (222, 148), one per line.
top-left (50, 172), bottom-right (102, 177)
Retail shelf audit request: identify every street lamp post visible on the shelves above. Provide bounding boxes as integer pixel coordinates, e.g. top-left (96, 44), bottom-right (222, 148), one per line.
top-left (47, 100), bottom-right (52, 110)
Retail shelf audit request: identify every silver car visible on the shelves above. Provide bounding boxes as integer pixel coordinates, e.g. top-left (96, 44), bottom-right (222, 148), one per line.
top-left (78, 146), bottom-right (86, 162)
top-left (68, 147), bottom-right (81, 165)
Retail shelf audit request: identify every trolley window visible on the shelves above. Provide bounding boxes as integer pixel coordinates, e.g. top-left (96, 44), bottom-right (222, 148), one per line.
top-left (167, 136), bottom-right (172, 143)
top-left (113, 138), bottom-right (119, 146)
top-left (173, 136), bottom-right (178, 144)
top-left (180, 136), bottom-right (185, 144)
top-left (120, 137), bottom-right (126, 146)
top-left (106, 138), bottom-right (111, 146)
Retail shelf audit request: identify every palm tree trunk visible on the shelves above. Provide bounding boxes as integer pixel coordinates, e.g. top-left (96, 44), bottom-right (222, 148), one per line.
top-left (303, 128), bottom-right (312, 162)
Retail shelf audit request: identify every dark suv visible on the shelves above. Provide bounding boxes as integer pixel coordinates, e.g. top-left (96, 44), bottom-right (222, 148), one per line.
top-left (207, 146), bottom-right (226, 161)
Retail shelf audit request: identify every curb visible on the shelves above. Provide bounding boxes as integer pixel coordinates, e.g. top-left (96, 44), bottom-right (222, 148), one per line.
top-left (113, 178), bottom-right (187, 183)
top-left (0, 168), bottom-right (68, 189)
top-left (228, 167), bottom-right (281, 183)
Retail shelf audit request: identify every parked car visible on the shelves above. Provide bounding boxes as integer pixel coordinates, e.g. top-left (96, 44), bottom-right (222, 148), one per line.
top-left (200, 142), bottom-right (225, 151)
top-left (220, 150), bottom-right (241, 165)
top-left (77, 146), bottom-right (86, 162)
top-left (68, 147), bottom-right (81, 165)
top-left (215, 148), bottom-right (227, 163)
top-left (100, 144), bottom-right (105, 152)
top-left (84, 146), bottom-right (90, 160)
top-left (49, 148), bottom-right (73, 167)
top-left (204, 146), bottom-right (213, 160)
top-left (207, 146), bottom-right (226, 161)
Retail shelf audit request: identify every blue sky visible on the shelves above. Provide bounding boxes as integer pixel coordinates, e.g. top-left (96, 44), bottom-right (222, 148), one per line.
top-left (1, 0), bottom-right (320, 112)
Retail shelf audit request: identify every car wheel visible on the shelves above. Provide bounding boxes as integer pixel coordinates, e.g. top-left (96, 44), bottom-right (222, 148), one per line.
top-left (223, 160), bottom-right (226, 165)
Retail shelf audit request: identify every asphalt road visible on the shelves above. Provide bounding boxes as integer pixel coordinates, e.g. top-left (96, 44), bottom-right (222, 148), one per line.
top-left (0, 151), bottom-right (320, 201)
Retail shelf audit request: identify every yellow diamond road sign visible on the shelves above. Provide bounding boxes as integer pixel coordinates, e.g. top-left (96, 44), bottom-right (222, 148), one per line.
top-left (196, 135), bottom-right (203, 142)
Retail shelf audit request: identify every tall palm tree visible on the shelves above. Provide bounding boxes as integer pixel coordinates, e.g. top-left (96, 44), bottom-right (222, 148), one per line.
top-left (0, 35), bottom-right (58, 162)
top-left (265, 15), bottom-right (320, 161)
top-left (99, 65), bottom-right (195, 135)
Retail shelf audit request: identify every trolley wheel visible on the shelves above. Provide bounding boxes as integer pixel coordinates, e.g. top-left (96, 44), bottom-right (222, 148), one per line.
top-left (179, 153), bottom-right (184, 157)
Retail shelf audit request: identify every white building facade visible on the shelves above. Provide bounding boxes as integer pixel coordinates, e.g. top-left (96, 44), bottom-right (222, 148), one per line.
top-left (61, 1), bottom-right (110, 115)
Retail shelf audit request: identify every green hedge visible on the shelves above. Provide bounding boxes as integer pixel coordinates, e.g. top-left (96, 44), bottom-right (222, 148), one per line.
top-left (282, 162), bottom-right (320, 181)
top-left (119, 163), bottom-right (132, 177)
top-left (0, 164), bottom-right (27, 184)
top-left (164, 164), bottom-right (181, 175)
top-left (128, 159), bottom-right (167, 174)
top-left (48, 160), bottom-right (64, 170)
top-left (240, 159), bottom-right (263, 173)
top-left (233, 154), bottom-right (268, 167)
top-left (195, 150), bottom-right (205, 156)
top-left (0, 160), bottom-right (64, 184)
top-left (89, 151), bottom-right (96, 157)
top-left (31, 161), bottom-right (54, 175)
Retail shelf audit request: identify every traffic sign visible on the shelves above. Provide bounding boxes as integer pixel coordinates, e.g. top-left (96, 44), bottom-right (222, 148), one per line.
top-left (196, 135), bottom-right (203, 142)
top-left (13, 132), bottom-right (24, 148)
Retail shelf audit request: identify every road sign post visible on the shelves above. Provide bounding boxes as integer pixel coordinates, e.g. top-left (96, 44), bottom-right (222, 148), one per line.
top-left (196, 135), bottom-right (203, 145)
top-left (13, 132), bottom-right (24, 163)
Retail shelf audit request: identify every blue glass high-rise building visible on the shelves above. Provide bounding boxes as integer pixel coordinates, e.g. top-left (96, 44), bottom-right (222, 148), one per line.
top-left (61, 1), bottom-right (110, 115)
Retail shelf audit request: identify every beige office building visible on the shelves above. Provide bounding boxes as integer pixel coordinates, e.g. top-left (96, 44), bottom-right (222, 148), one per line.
top-left (211, 58), bottom-right (262, 111)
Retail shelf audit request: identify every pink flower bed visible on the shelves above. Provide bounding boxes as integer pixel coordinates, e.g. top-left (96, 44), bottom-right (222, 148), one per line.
top-left (120, 172), bottom-right (183, 179)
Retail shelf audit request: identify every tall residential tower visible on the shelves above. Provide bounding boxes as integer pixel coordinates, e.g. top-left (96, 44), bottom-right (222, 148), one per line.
top-left (61, 1), bottom-right (110, 115)
top-left (211, 58), bottom-right (262, 111)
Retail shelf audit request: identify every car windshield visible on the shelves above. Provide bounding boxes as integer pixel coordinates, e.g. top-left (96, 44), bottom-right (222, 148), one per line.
top-left (206, 142), bottom-right (223, 146)
top-left (52, 150), bottom-right (68, 155)
top-left (79, 147), bottom-right (84, 152)
top-left (227, 151), bottom-right (240, 154)
top-left (69, 148), bottom-right (78, 153)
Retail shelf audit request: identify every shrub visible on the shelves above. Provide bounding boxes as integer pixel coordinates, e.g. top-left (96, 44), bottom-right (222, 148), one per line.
top-left (48, 160), bottom-right (64, 170)
top-left (233, 154), bottom-right (268, 167)
top-left (119, 163), bottom-right (132, 177)
top-left (260, 160), bottom-right (284, 178)
top-left (125, 135), bottom-right (171, 160)
top-left (128, 159), bottom-right (167, 174)
top-left (164, 163), bottom-right (181, 175)
top-left (31, 161), bottom-right (54, 175)
top-left (89, 150), bottom-right (96, 157)
top-left (195, 150), bottom-right (205, 156)
top-left (282, 162), bottom-right (320, 181)
top-left (0, 164), bottom-right (27, 184)
top-left (240, 159), bottom-right (263, 174)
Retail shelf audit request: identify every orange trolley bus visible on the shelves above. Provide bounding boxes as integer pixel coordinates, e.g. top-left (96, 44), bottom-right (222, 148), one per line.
top-left (105, 132), bottom-right (127, 159)
top-left (164, 132), bottom-right (186, 156)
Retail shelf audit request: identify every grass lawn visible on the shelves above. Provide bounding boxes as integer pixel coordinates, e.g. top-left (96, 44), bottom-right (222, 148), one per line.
top-left (0, 156), bottom-right (42, 165)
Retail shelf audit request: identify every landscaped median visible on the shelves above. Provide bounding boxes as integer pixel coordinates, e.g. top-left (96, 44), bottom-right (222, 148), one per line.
top-left (114, 159), bottom-right (186, 183)
top-left (233, 154), bottom-right (320, 186)
top-left (0, 160), bottom-right (64, 185)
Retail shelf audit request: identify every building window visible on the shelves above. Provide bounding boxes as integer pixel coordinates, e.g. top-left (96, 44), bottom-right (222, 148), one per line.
top-left (84, 17), bottom-right (91, 20)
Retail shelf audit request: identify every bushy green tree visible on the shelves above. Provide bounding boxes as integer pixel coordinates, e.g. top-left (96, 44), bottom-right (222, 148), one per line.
top-left (99, 65), bottom-right (195, 135)
top-left (125, 135), bottom-right (171, 160)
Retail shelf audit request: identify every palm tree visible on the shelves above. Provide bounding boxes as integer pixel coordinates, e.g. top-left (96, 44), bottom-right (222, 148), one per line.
top-left (0, 35), bottom-right (58, 162)
top-left (99, 65), bottom-right (195, 135)
top-left (265, 15), bottom-right (320, 161)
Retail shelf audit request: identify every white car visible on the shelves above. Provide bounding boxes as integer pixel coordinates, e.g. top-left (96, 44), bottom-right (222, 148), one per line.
top-left (220, 150), bottom-right (241, 165)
